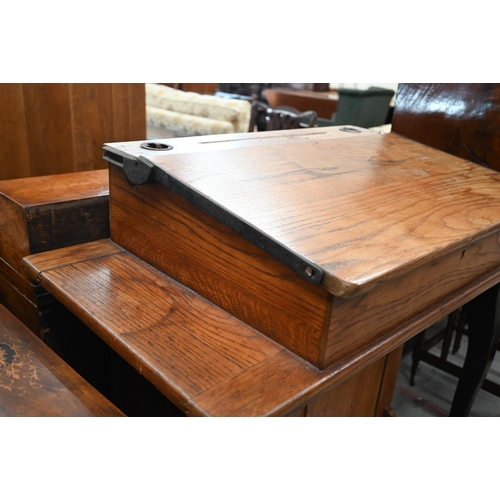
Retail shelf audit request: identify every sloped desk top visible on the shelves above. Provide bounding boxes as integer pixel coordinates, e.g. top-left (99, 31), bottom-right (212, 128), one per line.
top-left (103, 128), bottom-right (500, 298)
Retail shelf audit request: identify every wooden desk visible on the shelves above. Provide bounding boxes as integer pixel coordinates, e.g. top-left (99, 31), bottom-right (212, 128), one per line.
top-left (22, 127), bottom-right (500, 416)
top-left (265, 88), bottom-right (339, 118)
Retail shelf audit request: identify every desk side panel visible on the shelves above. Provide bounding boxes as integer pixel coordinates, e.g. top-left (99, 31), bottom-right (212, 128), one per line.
top-left (325, 231), bottom-right (500, 367)
top-left (108, 164), bottom-right (331, 367)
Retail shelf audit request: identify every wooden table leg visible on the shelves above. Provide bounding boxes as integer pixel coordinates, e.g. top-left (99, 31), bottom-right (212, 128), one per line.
top-left (450, 283), bottom-right (500, 416)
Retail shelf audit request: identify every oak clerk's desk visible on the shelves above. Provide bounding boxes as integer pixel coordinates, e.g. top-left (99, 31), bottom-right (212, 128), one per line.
top-left (23, 127), bottom-right (500, 416)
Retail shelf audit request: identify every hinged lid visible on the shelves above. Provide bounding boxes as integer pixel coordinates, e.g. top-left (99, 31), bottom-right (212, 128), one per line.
top-left (104, 127), bottom-right (500, 296)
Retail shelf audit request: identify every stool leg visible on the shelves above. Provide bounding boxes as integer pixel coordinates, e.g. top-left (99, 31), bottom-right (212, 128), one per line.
top-left (449, 283), bottom-right (500, 416)
top-left (452, 308), bottom-right (466, 354)
top-left (410, 330), bottom-right (426, 386)
top-left (441, 310), bottom-right (458, 360)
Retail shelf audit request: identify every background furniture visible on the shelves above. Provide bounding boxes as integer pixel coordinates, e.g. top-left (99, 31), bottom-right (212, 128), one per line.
top-left (0, 170), bottom-right (110, 334)
top-left (265, 88), bottom-right (339, 119)
top-left (146, 83), bottom-right (251, 137)
top-left (248, 101), bottom-right (317, 131)
top-left (392, 83), bottom-right (500, 415)
top-left (316, 86), bottom-right (395, 128)
top-left (215, 83), bottom-right (265, 101)
top-left (0, 84), bottom-right (146, 180)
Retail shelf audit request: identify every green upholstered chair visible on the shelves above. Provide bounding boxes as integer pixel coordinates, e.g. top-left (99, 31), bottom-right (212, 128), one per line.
top-left (316, 86), bottom-right (395, 128)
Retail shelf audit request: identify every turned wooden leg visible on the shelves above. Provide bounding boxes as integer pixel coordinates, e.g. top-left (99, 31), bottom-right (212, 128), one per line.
top-left (449, 283), bottom-right (500, 416)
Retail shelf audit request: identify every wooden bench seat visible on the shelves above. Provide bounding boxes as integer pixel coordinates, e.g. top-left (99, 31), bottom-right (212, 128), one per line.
top-left (0, 303), bottom-right (124, 417)
top-left (23, 239), bottom-right (500, 417)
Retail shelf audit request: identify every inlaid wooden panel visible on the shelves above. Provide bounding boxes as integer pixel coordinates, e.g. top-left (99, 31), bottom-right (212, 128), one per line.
top-left (0, 83), bottom-right (146, 180)
top-left (0, 304), bottom-right (124, 417)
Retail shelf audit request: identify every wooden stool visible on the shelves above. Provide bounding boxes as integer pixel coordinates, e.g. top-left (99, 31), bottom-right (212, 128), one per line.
top-left (0, 303), bottom-right (124, 417)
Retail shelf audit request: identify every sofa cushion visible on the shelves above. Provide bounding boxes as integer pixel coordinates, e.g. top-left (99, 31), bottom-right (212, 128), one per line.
top-left (146, 106), bottom-right (235, 136)
top-left (146, 84), bottom-right (251, 133)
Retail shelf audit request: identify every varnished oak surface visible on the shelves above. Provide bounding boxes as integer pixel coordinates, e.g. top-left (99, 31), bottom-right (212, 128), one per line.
top-left (106, 130), bottom-right (500, 298)
top-left (0, 83), bottom-right (146, 180)
top-left (0, 169), bottom-right (109, 206)
top-left (22, 240), bottom-right (500, 416)
top-left (0, 304), bottom-right (124, 417)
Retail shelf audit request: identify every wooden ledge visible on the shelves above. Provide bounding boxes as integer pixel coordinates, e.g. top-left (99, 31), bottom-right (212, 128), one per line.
top-left (22, 240), bottom-right (500, 416)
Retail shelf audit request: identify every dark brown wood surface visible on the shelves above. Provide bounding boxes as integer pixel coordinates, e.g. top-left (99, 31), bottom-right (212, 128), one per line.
top-left (0, 258), bottom-right (43, 333)
top-left (392, 83), bottom-right (500, 172)
top-left (0, 169), bottom-right (109, 275)
top-left (265, 88), bottom-right (339, 118)
top-left (23, 240), bottom-right (500, 416)
top-left (0, 304), bottom-right (124, 416)
top-left (0, 84), bottom-right (146, 180)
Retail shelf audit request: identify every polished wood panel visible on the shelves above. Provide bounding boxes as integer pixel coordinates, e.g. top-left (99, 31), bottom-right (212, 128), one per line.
top-left (0, 304), bottom-right (124, 417)
top-left (392, 83), bottom-right (500, 172)
top-left (0, 84), bottom-right (146, 180)
top-left (305, 354), bottom-right (387, 416)
top-left (0, 170), bottom-right (110, 335)
top-left (265, 88), bottom-right (338, 118)
top-left (23, 240), bottom-right (500, 416)
top-left (325, 230), bottom-right (500, 367)
top-left (133, 133), bottom-right (500, 298)
top-left (109, 164), bottom-right (331, 367)
top-left (0, 169), bottom-right (109, 275)
top-left (306, 343), bottom-right (403, 416)
top-left (105, 129), bottom-right (500, 369)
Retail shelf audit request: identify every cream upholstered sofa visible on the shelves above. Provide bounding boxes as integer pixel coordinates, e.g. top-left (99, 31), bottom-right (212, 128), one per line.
top-left (145, 84), bottom-right (252, 137)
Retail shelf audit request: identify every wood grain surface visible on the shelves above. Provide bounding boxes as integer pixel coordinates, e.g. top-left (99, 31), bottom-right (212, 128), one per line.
top-left (0, 304), bottom-right (124, 417)
top-left (392, 83), bottom-right (500, 172)
top-left (0, 169), bottom-right (110, 275)
top-left (116, 132), bottom-right (500, 298)
top-left (109, 164), bottom-right (331, 366)
top-left (22, 241), bottom-right (500, 416)
top-left (0, 84), bottom-right (145, 180)
top-left (105, 129), bottom-right (500, 368)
